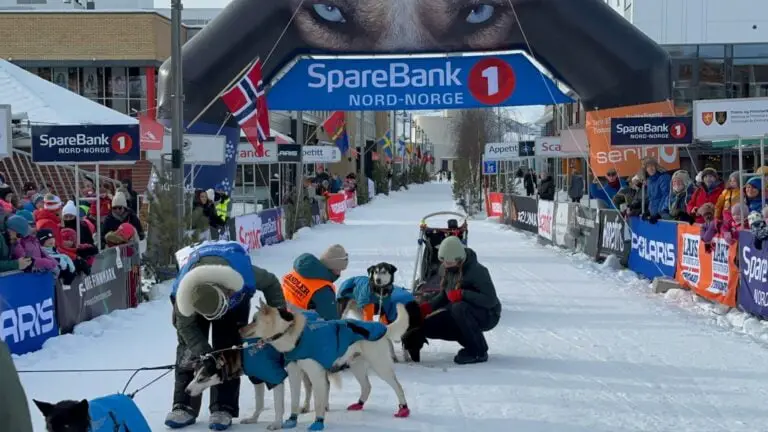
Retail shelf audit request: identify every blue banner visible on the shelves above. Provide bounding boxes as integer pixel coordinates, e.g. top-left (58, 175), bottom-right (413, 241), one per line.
top-left (628, 217), bottom-right (677, 279)
top-left (737, 231), bottom-right (768, 319)
top-left (259, 207), bottom-right (284, 247)
top-left (31, 124), bottom-right (140, 163)
top-left (610, 116), bottom-right (692, 146)
top-left (268, 54), bottom-right (572, 111)
top-left (0, 272), bottom-right (58, 355)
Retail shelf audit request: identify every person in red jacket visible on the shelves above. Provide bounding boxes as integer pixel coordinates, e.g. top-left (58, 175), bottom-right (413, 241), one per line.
top-left (34, 194), bottom-right (63, 247)
top-left (686, 167), bottom-right (724, 224)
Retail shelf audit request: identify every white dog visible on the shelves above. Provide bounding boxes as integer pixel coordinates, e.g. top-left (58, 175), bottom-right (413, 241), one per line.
top-left (240, 299), bottom-right (411, 429)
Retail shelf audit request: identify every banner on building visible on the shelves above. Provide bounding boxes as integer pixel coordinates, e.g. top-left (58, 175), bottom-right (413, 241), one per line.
top-left (693, 97), bottom-right (768, 141)
top-left (628, 217), bottom-right (677, 280)
top-left (738, 230), bottom-right (768, 319)
top-left (598, 210), bottom-right (628, 261)
top-left (501, 195), bottom-right (538, 234)
top-left (238, 142), bottom-right (278, 164)
top-left (56, 246), bottom-right (133, 334)
top-left (326, 193), bottom-right (346, 223)
top-left (32, 124), bottom-right (140, 164)
top-left (0, 272), bottom-right (58, 355)
top-left (675, 224), bottom-right (738, 306)
top-left (575, 206), bottom-right (600, 259)
top-left (537, 200), bottom-right (554, 243)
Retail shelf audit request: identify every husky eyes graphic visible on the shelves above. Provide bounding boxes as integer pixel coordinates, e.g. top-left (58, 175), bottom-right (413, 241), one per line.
top-left (466, 5), bottom-right (495, 24)
top-left (312, 4), bottom-right (346, 23)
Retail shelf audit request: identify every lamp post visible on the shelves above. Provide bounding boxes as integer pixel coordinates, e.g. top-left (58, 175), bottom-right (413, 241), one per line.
top-left (170, 0), bottom-right (185, 247)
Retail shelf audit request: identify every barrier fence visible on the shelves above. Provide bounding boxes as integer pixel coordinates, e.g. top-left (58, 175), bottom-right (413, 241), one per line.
top-left (496, 193), bottom-right (768, 324)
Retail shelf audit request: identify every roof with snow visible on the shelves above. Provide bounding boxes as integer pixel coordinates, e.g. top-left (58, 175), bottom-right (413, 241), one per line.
top-left (0, 59), bottom-right (138, 126)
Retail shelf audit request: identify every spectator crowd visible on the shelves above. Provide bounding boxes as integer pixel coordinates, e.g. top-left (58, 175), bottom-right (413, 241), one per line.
top-left (0, 174), bottom-right (144, 287)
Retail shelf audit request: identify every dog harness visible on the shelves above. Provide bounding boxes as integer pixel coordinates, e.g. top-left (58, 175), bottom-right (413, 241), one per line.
top-left (284, 319), bottom-right (387, 370)
top-left (337, 276), bottom-right (414, 322)
top-left (171, 241), bottom-right (257, 311)
top-left (88, 394), bottom-right (151, 432)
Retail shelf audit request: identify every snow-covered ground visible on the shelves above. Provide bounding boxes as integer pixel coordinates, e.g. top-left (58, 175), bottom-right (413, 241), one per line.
top-left (16, 183), bottom-right (768, 431)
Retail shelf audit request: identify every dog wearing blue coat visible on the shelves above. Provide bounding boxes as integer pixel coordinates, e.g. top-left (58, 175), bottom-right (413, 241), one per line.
top-left (34, 394), bottom-right (151, 432)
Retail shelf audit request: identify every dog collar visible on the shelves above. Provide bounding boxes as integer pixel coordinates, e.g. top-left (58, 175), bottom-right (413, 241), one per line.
top-left (258, 322), bottom-right (296, 347)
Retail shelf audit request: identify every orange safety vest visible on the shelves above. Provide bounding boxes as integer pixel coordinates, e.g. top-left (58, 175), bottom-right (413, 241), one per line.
top-left (282, 270), bottom-right (336, 311)
top-left (361, 304), bottom-right (389, 324)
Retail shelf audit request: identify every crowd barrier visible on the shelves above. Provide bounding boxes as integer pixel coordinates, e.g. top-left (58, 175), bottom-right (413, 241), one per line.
top-left (0, 243), bottom-right (141, 355)
top-left (496, 193), bottom-right (768, 325)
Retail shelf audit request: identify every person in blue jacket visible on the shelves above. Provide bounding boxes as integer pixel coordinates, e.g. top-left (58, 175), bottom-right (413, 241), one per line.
top-left (589, 167), bottom-right (626, 208)
top-left (640, 157), bottom-right (671, 219)
top-left (281, 245), bottom-right (349, 321)
top-left (337, 273), bottom-right (415, 323)
top-left (165, 241), bottom-right (285, 431)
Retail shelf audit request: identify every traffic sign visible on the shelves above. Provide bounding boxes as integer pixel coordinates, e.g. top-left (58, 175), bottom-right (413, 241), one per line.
top-left (483, 160), bottom-right (498, 175)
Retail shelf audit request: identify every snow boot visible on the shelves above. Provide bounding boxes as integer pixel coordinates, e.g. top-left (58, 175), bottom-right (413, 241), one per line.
top-left (208, 411), bottom-right (233, 430)
top-left (164, 409), bottom-right (196, 429)
top-left (453, 349), bottom-right (488, 365)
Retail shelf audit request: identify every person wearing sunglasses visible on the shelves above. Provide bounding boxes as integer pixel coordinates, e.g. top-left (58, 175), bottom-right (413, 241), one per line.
top-left (100, 192), bottom-right (144, 248)
top-left (589, 168), bottom-right (627, 209)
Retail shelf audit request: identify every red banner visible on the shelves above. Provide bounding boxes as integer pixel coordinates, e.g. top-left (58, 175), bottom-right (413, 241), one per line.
top-left (488, 192), bottom-right (503, 217)
top-left (326, 193), bottom-right (346, 223)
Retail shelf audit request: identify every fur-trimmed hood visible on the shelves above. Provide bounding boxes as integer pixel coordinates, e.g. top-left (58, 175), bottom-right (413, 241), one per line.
top-left (176, 264), bottom-right (244, 317)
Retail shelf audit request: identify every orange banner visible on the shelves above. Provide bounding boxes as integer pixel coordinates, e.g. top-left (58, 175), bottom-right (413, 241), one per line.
top-left (675, 223), bottom-right (738, 307)
top-left (586, 101), bottom-right (680, 177)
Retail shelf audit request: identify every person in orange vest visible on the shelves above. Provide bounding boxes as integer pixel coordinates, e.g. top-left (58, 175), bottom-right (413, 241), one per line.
top-left (282, 244), bottom-right (348, 320)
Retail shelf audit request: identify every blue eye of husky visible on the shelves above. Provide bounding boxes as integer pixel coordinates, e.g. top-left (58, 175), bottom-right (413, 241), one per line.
top-left (312, 4), bottom-right (346, 23)
top-left (466, 5), bottom-right (495, 24)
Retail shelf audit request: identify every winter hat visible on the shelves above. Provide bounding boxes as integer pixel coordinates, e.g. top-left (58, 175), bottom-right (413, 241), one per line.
top-left (438, 236), bottom-right (466, 263)
top-left (700, 167), bottom-right (718, 180)
top-left (6, 215), bottom-right (29, 237)
top-left (115, 222), bottom-right (137, 241)
top-left (746, 176), bottom-right (762, 191)
top-left (32, 194), bottom-right (44, 205)
top-left (697, 202), bottom-right (716, 217)
top-left (671, 170), bottom-right (691, 186)
top-left (61, 228), bottom-right (77, 244)
top-left (43, 194), bottom-right (61, 210)
top-left (62, 200), bottom-right (78, 217)
top-left (16, 209), bottom-right (34, 225)
top-left (37, 228), bottom-right (54, 244)
top-left (319, 244), bottom-right (349, 272)
top-left (111, 192), bottom-right (127, 208)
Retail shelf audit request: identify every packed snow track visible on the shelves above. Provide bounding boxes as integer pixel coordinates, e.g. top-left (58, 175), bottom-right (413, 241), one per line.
top-left (16, 183), bottom-right (768, 431)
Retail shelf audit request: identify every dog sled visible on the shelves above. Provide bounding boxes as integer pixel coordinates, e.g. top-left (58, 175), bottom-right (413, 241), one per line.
top-left (411, 211), bottom-right (468, 302)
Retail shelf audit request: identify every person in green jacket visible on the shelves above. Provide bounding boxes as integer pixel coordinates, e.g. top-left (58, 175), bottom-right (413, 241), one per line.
top-left (0, 339), bottom-right (34, 432)
top-left (404, 236), bottom-right (501, 365)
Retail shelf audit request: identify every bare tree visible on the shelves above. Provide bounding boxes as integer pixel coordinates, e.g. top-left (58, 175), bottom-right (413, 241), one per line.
top-left (451, 109), bottom-right (496, 215)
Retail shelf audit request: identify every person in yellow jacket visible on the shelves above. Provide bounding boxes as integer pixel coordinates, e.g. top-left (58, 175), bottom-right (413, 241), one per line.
top-left (282, 244), bottom-right (348, 320)
top-left (213, 184), bottom-right (231, 222)
top-left (715, 171), bottom-right (741, 220)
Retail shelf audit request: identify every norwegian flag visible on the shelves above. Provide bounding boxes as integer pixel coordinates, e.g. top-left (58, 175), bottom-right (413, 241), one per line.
top-left (221, 59), bottom-right (270, 156)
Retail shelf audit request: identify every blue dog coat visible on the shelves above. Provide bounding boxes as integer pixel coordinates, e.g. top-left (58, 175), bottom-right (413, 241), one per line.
top-left (285, 319), bottom-right (387, 369)
top-left (88, 394), bottom-right (151, 432)
top-left (337, 276), bottom-right (414, 321)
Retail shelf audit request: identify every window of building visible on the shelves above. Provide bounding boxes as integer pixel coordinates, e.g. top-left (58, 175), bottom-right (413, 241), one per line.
top-left (665, 45), bottom-right (698, 58)
top-left (732, 58), bottom-right (768, 98)
top-left (698, 44), bottom-right (725, 58)
top-left (733, 44), bottom-right (768, 58)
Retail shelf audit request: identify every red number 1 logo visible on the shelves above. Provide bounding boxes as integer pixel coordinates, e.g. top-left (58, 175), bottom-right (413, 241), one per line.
top-left (468, 58), bottom-right (516, 105)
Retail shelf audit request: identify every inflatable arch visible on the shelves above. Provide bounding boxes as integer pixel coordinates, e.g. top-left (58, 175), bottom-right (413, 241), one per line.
top-left (157, 0), bottom-right (671, 191)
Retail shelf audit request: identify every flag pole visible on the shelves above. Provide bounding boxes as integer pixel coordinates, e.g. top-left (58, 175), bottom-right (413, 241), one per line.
top-left (186, 57), bottom-right (259, 131)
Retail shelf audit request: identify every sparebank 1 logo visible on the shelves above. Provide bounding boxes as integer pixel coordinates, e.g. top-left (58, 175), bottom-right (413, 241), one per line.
top-left (467, 57), bottom-right (516, 105)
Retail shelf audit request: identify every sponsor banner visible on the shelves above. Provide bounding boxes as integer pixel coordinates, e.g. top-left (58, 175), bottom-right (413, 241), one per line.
top-left (175, 240), bottom-right (245, 267)
top-left (598, 210), bottom-right (629, 261)
top-left (693, 97), bottom-right (768, 141)
top-left (586, 101), bottom-right (680, 176)
top-left (518, 140), bottom-right (535, 158)
top-left (139, 116), bottom-right (164, 151)
top-left (258, 207), bottom-right (284, 247)
top-left (738, 230), bottom-right (768, 319)
top-left (628, 217), bottom-right (677, 280)
top-left (487, 192), bottom-right (503, 217)
top-left (267, 54), bottom-right (571, 111)
top-left (56, 245), bottom-right (135, 334)
top-left (238, 142), bottom-right (278, 163)
top-left (537, 200), bottom-right (554, 243)
top-left (484, 142), bottom-right (520, 161)
top-left (553, 202), bottom-right (572, 248)
top-left (575, 205), bottom-right (600, 259)
top-left (482, 160), bottom-right (498, 175)
top-left (344, 190), bottom-right (357, 209)
top-left (610, 116), bottom-right (692, 146)
top-left (326, 193), bottom-right (346, 223)
top-left (0, 104), bottom-right (11, 157)
top-left (676, 224), bottom-right (738, 306)
top-left (32, 124), bottom-right (140, 164)
top-left (0, 272), bottom-right (58, 355)
top-left (535, 136), bottom-right (563, 157)
top-left (160, 134), bottom-right (227, 165)
top-left (235, 212), bottom-right (262, 252)
top-left (502, 194), bottom-right (538, 233)
top-left (277, 144), bottom-right (302, 163)
top-left (303, 146), bottom-right (342, 163)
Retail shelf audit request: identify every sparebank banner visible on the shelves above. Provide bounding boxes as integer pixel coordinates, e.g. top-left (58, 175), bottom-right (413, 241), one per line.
top-left (267, 54), bottom-right (572, 111)
top-left (32, 124), bottom-right (140, 164)
top-left (738, 230), bottom-right (768, 320)
top-left (628, 217), bottom-right (678, 280)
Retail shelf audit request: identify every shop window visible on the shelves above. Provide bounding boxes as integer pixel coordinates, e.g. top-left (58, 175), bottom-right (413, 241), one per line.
top-left (732, 58), bottom-right (768, 97)
top-left (665, 45), bottom-right (698, 58)
top-left (128, 67), bottom-right (146, 99)
top-left (733, 44), bottom-right (768, 58)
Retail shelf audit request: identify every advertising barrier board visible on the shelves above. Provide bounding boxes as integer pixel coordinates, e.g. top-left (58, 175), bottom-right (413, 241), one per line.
top-left (487, 192), bottom-right (503, 217)
top-left (344, 190), bottom-right (357, 209)
top-left (326, 193), bottom-right (346, 223)
top-left (501, 195), bottom-right (538, 234)
top-left (575, 206), bottom-right (600, 259)
top-left (32, 124), bottom-right (140, 164)
top-left (598, 210), bottom-right (629, 262)
top-left (235, 212), bottom-right (262, 252)
top-left (553, 202), bottom-right (572, 248)
top-left (537, 200), bottom-right (554, 243)
top-left (676, 223), bottom-right (738, 307)
top-left (628, 217), bottom-right (677, 280)
top-left (738, 230), bottom-right (768, 319)
top-left (258, 207), bottom-right (284, 247)
top-left (0, 271), bottom-right (58, 355)
top-left (56, 246), bottom-right (134, 334)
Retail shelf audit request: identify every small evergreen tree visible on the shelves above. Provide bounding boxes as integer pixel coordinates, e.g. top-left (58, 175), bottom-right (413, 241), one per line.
top-left (284, 193), bottom-right (314, 239)
top-left (373, 162), bottom-right (390, 196)
top-left (355, 176), bottom-right (370, 205)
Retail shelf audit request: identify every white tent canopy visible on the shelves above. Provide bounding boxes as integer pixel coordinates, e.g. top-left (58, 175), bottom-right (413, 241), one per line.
top-left (0, 59), bottom-right (137, 126)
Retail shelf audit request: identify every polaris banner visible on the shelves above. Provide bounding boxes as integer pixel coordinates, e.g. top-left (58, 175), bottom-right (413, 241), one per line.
top-left (598, 210), bottom-right (629, 261)
top-left (610, 116), bottom-right (692, 146)
top-left (502, 194), bottom-right (538, 234)
top-left (0, 272), bottom-right (58, 355)
top-left (575, 206), bottom-right (600, 259)
top-left (259, 207), bottom-right (284, 247)
top-left (56, 246), bottom-right (132, 334)
top-left (267, 54), bottom-right (571, 111)
top-left (738, 231), bottom-right (768, 320)
top-left (628, 217), bottom-right (678, 279)
top-left (32, 124), bottom-right (140, 164)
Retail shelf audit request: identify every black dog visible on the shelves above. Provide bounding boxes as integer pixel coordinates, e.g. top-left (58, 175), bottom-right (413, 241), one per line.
top-left (34, 399), bottom-right (91, 432)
